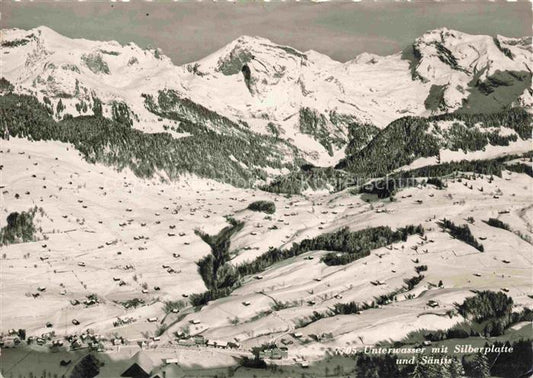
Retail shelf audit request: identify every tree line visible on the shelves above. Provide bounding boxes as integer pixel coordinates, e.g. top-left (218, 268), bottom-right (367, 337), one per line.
top-left (438, 219), bottom-right (484, 252)
top-left (237, 225), bottom-right (424, 276)
top-left (190, 224), bottom-right (423, 307)
top-left (0, 93), bottom-right (296, 187)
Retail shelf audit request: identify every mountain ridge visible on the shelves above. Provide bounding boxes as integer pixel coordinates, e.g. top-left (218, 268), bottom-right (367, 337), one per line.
top-left (1, 26), bottom-right (531, 167)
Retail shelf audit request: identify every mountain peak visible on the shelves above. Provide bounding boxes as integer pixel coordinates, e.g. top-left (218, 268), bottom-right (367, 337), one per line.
top-left (29, 25), bottom-right (86, 46)
top-left (194, 34), bottom-right (308, 78)
top-left (33, 25), bottom-right (61, 36)
top-left (219, 34), bottom-right (308, 58)
top-left (231, 35), bottom-right (271, 45)
top-left (212, 35), bottom-right (276, 54)
top-left (416, 27), bottom-right (470, 44)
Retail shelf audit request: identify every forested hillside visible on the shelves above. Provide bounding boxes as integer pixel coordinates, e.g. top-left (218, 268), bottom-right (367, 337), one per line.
top-left (0, 93), bottom-right (299, 186)
top-left (337, 108), bottom-right (532, 176)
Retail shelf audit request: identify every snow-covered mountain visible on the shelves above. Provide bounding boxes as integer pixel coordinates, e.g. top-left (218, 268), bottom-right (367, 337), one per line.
top-left (1, 26), bottom-right (531, 164)
top-left (409, 28), bottom-right (532, 112)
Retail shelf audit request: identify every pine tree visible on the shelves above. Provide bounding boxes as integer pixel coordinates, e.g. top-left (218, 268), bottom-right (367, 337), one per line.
top-left (448, 357), bottom-right (464, 378)
top-left (56, 99), bottom-right (65, 115)
top-left (411, 357), bottom-right (427, 378)
top-left (471, 352), bottom-right (490, 378)
top-left (434, 362), bottom-right (452, 378)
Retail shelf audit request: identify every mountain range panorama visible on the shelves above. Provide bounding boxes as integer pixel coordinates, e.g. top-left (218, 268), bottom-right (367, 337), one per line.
top-left (1, 23), bottom-right (533, 376)
top-left (1, 26), bottom-right (532, 190)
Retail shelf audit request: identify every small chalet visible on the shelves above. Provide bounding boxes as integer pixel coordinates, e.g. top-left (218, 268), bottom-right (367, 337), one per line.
top-left (121, 351), bottom-right (154, 378)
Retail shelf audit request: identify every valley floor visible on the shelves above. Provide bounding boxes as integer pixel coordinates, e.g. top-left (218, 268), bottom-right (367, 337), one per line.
top-left (0, 137), bottom-right (532, 375)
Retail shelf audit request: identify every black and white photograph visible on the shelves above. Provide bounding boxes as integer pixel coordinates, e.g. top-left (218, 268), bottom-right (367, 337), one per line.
top-left (0, 1), bottom-right (532, 377)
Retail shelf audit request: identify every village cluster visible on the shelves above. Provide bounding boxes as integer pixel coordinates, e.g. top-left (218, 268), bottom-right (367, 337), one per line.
top-left (1, 137), bottom-right (531, 374)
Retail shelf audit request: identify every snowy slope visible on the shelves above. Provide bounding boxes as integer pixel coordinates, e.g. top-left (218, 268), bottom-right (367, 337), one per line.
top-left (1, 26), bottom-right (187, 130)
